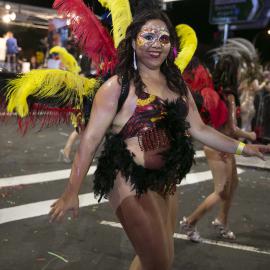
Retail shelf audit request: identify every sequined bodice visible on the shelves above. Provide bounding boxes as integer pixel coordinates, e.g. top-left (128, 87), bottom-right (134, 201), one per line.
top-left (119, 91), bottom-right (171, 151)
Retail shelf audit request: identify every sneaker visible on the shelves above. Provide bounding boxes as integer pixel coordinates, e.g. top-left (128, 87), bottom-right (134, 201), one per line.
top-left (180, 217), bottom-right (201, 243)
top-left (212, 218), bottom-right (236, 240)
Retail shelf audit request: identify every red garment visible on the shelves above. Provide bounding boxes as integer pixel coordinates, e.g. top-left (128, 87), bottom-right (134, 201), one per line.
top-left (183, 64), bottom-right (214, 90)
top-left (183, 64), bottom-right (228, 129)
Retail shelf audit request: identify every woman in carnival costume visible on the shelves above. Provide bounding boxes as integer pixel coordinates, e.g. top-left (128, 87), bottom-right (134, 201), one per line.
top-left (239, 63), bottom-right (266, 133)
top-left (49, 8), bottom-right (270, 269)
top-left (180, 53), bottom-right (258, 242)
top-left (229, 39), bottom-right (266, 134)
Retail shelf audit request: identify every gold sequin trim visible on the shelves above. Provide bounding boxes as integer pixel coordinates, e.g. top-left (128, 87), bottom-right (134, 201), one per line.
top-left (150, 116), bottom-right (163, 122)
top-left (137, 94), bottom-right (156, 106)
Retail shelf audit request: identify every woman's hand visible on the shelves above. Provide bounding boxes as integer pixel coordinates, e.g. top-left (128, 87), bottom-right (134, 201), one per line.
top-left (248, 131), bottom-right (257, 142)
top-left (242, 144), bottom-right (270, 160)
top-left (49, 190), bottom-right (79, 223)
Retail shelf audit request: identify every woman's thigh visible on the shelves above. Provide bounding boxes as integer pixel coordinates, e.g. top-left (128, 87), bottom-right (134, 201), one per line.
top-left (204, 146), bottom-right (235, 195)
top-left (113, 189), bottom-right (176, 269)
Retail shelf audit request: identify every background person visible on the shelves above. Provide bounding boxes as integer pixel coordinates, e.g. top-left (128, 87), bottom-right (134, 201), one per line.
top-left (6, 32), bottom-right (20, 73)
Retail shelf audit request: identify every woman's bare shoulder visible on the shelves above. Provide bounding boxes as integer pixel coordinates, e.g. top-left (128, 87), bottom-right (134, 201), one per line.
top-left (96, 75), bottom-right (122, 102)
top-left (100, 75), bottom-right (121, 92)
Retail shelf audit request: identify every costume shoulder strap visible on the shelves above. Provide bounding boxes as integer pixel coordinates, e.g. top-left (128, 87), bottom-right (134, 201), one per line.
top-left (117, 75), bottom-right (129, 113)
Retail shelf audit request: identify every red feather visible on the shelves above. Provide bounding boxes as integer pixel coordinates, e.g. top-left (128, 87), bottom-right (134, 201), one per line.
top-left (53, 0), bottom-right (117, 74)
top-left (17, 104), bottom-right (80, 135)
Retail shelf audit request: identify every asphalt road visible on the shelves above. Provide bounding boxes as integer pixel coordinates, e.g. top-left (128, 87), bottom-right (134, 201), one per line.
top-left (0, 119), bottom-right (270, 270)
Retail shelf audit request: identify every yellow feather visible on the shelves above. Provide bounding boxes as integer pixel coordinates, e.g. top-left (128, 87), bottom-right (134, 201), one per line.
top-left (6, 69), bottom-right (99, 117)
top-left (98, 0), bottom-right (109, 9)
top-left (49, 46), bottom-right (81, 74)
top-left (174, 24), bottom-right (198, 73)
top-left (98, 0), bottom-right (132, 48)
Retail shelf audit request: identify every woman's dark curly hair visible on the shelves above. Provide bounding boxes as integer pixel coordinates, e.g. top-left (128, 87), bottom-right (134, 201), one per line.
top-left (213, 54), bottom-right (240, 106)
top-left (115, 9), bottom-right (188, 98)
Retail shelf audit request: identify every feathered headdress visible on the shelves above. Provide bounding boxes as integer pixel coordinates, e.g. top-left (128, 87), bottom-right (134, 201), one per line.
top-left (98, 0), bottom-right (132, 48)
top-left (53, 0), bottom-right (117, 74)
top-left (231, 38), bottom-right (257, 57)
top-left (208, 37), bottom-right (259, 69)
top-left (49, 46), bottom-right (81, 74)
top-left (174, 24), bottom-right (198, 73)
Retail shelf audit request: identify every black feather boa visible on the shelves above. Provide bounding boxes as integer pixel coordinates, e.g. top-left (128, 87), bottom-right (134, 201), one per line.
top-left (93, 99), bottom-right (195, 202)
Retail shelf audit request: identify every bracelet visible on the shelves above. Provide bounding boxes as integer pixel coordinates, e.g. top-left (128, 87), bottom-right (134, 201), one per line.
top-left (235, 141), bottom-right (246, 155)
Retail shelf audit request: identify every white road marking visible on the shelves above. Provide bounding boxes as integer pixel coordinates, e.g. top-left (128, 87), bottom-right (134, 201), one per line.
top-left (0, 169), bottom-right (245, 225)
top-left (59, 132), bottom-right (69, 137)
top-left (181, 168), bottom-right (244, 186)
top-left (0, 149), bottom-right (243, 188)
top-left (100, 221), bottom-right (270, 256)
top-left (0, 193), bottom-right (106, 225)
top-left (0, 154), bottom-right (245, 225)
top-left (0, 166), bottom-right (97, 188)
top-left (0, 149), bottom-right (227, 188)
top-left (195, 150), bottom-right (205, 158)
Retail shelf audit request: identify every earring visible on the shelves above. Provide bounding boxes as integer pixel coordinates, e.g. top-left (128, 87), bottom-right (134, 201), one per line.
top-left (173, 47), bottom-right (178, 58)
top-left (133, 50), bottom-right (137, 70)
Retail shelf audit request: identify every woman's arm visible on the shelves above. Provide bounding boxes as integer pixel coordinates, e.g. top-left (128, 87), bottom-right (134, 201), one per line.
top-left (252, 79), bottom-right (267, 92)
top-left (186, 90), bottom-right (266, 157)
top-left (67, 75), bottom-right (122, 194)
top-left (186, 90), bottom-right (238, 153)
top-left (227, 94), bottom-right (256, 141)
top-left (49, 75), bottom-right (121, 222)
top-left (238, 80), bottom-right (246, 94)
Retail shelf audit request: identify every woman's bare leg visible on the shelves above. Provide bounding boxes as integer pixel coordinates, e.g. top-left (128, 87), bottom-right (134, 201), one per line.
top-left (217, 156), bottom-right (238, 226)
top-left (128, 191), bottom-right (178, 270)
top-left (63, 130), bottom-right (79, 158)
top-left (186, 193), bottom-right (221, 226)
top-left (129, 256), bottom-right (141, 270)
top-left (114, 191), bottom-right (176, 270)
top-left (185, 146), bottom-right (230, 226)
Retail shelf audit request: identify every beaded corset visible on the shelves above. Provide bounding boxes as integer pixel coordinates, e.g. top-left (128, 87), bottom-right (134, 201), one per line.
top-left (119, 91), bottom-right (171, 151)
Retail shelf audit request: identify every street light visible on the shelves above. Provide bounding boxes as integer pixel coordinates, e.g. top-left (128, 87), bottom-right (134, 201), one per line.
top-left (10, 12), bottom-right (16, 21)
top-left (2, 12), bottom-right (17, 23)
top-left (2, 14), bottom-right (11, 23)
top-left (161, 0), bottom-right (184, 10)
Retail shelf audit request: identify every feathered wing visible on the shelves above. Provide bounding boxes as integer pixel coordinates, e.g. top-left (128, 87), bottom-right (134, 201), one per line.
top-left (226, 39), bottom-right (254, 62)
top-left (6, 69), bottom-right (99, 117)
top-left (208, 46), bottom-right (243, 60)
top-left (174, 24), bottom-right (198, 73)
top-left (53, 0), bottom-right (117, 73)
top-left (232, 38), bottom-right (257, 58)
top-left (208, 37), bottom-right (258, 68)
top-left (98, 0), bottom-right (132, 48)
top-left (49, 46), bottom-right (81, 74)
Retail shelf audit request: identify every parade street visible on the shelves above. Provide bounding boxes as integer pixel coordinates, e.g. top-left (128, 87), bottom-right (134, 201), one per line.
top-left (0, 120), bottom-right (270, 270)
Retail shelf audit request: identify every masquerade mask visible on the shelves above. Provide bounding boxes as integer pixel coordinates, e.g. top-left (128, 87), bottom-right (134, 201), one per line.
top-left (137, 27), bottom-right (170, 47)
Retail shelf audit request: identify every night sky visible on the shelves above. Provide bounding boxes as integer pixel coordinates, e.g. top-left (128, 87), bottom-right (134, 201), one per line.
top-left (6, 0), bottom-right (262, 42)
top-left (3, 0), bottom-right (270, 62)
top-left (12, 0), bottom-right (218, 44)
